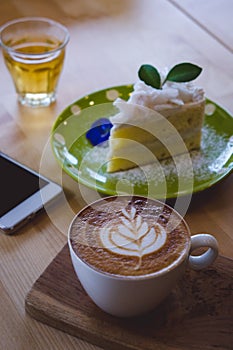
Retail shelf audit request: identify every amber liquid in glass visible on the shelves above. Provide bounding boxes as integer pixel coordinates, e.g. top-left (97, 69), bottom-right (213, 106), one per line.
top-left (3, 37), bottom-right (65, 106)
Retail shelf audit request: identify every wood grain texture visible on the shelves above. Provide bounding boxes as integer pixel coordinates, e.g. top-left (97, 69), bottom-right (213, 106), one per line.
top-left (25, 244), bottom-right (233, 350)
top-left (169, 0), bottom-right (233, 52)
top-left (0, 0), bottom-right (233, 349)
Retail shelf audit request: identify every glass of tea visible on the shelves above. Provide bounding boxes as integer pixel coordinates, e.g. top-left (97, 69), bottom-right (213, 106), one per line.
top-left (0, 17), bottom-right (70, 107)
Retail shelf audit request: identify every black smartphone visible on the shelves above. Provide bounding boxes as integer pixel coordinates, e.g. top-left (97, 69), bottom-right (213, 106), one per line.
top-left (0, 152), bottom-right (62, 234)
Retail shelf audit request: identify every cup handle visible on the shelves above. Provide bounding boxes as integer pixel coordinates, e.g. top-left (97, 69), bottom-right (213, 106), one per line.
top-left (188, 234), bottom-right (219, 271)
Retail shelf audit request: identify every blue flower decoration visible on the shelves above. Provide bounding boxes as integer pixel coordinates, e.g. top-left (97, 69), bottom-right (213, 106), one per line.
top-left (86, 118), bottom-right (113, 146)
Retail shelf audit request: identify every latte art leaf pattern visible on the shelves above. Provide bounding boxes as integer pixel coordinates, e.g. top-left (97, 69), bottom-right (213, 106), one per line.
top-left (100, 207), bottom-right (167, 269)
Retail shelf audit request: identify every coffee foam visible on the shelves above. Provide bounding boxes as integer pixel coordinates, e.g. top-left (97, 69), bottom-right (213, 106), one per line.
top-left (70, 196), bottom-right (190, 276)
top-left (100, 206), bottom-right (167, 270)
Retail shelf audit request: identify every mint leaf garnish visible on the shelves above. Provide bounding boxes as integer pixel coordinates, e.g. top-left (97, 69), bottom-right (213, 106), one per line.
top-left (138, 64), bottom-right (161, 89)
top-left (138, 62), bottom-right (202, 89)
top-left (164, 63), bottom-right (202, 84)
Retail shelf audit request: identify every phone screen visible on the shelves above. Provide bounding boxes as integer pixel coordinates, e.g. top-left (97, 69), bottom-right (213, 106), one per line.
top-left (0, 155), bottom-right (48, 217)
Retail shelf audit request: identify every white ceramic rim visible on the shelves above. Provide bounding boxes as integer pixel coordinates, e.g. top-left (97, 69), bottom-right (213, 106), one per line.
top-left (68, 195), bottom-right (191, 281)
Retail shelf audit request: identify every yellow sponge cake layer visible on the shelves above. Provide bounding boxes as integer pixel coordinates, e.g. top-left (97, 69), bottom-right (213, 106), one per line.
top-left (107, 99), bottom-right (205, 172)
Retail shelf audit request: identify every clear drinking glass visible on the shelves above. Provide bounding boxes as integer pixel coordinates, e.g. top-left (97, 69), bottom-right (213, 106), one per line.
top-left (0, 17), bottom-right (69, 107)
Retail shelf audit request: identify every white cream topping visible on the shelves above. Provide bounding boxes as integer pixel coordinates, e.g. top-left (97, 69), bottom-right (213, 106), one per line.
top-left (109, 78), bottom-right (204, 129)
top-left (110, 99), bottom-right (162, 126)
top-left (127, 79), bottom-right (204, 109)
top-left (100, 206), bottom-right (167, 269)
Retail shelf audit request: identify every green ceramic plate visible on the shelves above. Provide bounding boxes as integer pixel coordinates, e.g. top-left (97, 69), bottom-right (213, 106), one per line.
top-left (51, 85), bottom-right (233, 199)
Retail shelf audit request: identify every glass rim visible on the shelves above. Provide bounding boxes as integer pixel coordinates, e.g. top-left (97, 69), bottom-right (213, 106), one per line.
top-left (0, 16), bottom-right (70, 55)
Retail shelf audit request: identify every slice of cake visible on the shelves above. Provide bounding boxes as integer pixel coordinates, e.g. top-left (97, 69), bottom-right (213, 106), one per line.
top-left (106, 63), bottom-right (205, 173)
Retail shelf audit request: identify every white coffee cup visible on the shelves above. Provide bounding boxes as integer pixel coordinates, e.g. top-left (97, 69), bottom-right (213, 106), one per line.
top-left (68, 196), bottom-right (218, 317)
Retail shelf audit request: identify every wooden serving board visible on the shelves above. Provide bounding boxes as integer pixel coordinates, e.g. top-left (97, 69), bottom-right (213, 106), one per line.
top-left (25, 245), bottom-right (233, 350)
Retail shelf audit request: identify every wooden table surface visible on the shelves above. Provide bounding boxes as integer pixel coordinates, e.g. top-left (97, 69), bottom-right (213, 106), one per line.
top-left (0, 1), bottom-right (232, 349)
